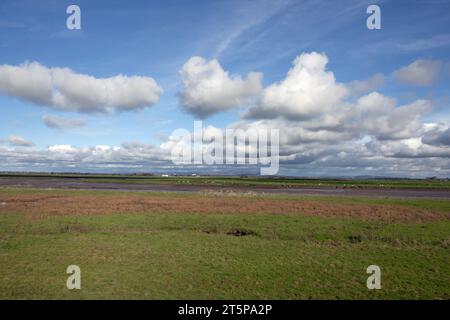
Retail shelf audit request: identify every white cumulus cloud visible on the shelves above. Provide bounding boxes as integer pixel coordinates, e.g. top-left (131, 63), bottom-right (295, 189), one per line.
top-left (245, 52), bottom-right (348, 120)
top-left (179, 56), bottom-right (262, 118)
top-left (0, 61), bottom-right (163, 113)
top-left (48, 145), bottom-right (77, 153)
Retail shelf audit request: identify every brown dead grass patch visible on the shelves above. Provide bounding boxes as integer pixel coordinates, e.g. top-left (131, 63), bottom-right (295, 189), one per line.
top-left (0, 192), bottom-right (448, 223)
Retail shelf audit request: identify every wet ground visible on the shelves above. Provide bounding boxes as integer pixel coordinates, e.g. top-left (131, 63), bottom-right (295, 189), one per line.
top-left (1, 176), bottom-right (449, 199)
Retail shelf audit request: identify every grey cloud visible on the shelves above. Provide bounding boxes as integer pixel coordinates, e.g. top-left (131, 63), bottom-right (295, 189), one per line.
top-left (392, 59), bottom-right (442, 86)
top-left (397, 34), bottom-right (450, 52)
top-left (43, 115), bottom-right (85, 129)
top-left (348, 73), bottom-right (385, 96)
top-left (7, 135), bottom-right (35, 147)
top-left (422, 127), bottom-right (450, 146)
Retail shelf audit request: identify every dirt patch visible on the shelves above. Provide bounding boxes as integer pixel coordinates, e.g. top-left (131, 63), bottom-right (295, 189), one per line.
top-left (226, 229), bottom-right (258, 237)
top-left (0, 192), bottom-right (448, 223)
top-left (348, 235), bottom-right (363, 243)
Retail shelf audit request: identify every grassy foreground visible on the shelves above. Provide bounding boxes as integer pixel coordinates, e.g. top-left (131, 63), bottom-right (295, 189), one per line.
top-left (0, 189), bottom-right (449, 299)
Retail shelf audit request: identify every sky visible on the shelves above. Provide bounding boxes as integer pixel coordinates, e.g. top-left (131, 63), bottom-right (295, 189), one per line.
top-left (0, 0), bottom-right (449, 177)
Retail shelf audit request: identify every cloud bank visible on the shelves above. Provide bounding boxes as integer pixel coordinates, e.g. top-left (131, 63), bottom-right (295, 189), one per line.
top-left (168, 52), bottom-right (449, 177)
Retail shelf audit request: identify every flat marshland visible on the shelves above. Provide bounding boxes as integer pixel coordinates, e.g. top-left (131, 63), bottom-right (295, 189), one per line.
top-left (0, 184), bottom-right (449, 299)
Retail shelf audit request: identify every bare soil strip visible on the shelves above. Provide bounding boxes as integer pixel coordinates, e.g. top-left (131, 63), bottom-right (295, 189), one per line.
top-left (0, 192), bottom-right (448, 223)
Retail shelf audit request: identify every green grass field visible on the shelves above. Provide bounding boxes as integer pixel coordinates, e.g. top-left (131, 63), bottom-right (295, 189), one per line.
top-left (0, 188), bottom-right (449, 299)
top-left (78, 177), bottom-right (450, 189)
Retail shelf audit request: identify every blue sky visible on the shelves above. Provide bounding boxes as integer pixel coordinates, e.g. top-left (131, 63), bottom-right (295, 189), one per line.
top-left (0, 0), bottom-right (449, 176)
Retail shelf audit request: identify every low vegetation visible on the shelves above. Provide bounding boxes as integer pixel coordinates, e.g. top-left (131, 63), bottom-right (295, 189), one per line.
top-left (0, 188), bottom-right (449, 299)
